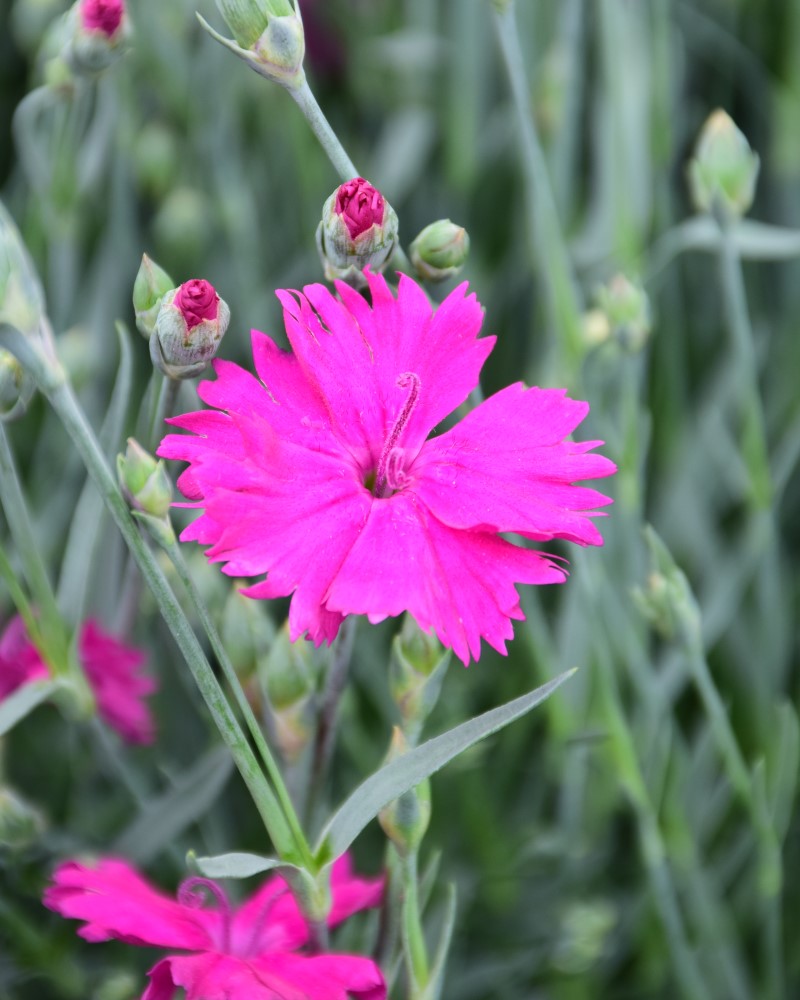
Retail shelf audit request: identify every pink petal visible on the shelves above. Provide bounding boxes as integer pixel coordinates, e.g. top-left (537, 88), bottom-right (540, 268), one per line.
top-left (44, 860), bottom-right (217, 951)
top-left (79, 621), bottom-right (157, 745)
top-left (0, 616), bottom-right (49, 700)
top-left (413, 383), bottom-right (616, 546)
top-left (249, 953), bottom-right (386, 1000)
top-left (325, 492), bottom-right (565, 665)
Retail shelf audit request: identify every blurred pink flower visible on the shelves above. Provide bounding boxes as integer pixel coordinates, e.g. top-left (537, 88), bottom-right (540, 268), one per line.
top-left (159, 270), bottom-right (615, 664)
top-left (44, 855), bottom-right (386, 1000)
top-left (80, 0), bottom-right (124, 36)
top-left (0, 616), bottom-right (155, 744)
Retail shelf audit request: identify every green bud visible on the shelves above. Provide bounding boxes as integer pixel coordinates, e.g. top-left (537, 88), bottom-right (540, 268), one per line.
top-left (260, 622), bottom-right (317, 763)
top-left (0, 200), bottom-right (47, 337)
top-left (132, 123), bottom-right (181, 201)
top-left (632, 526), bottom-right (700, 643)
top-left (0, 786), bottom-right (45, 849)
top-left (389, 615), bottom-right (450, 744)
top-left (688, 109), bottom-right (759, 220)
top-left (151, 281), bottom-right (231, 380)
top-left (0, 348), bottom-right (35, 421)
top-left (409, 219), bottom-right (470, 283)
top-left (95, 973), bottom-right (141, 1000)
top-left (378, 728), bottom-right (432, 855)
top-left (316, 177), bottom-right (399, 287)
top-left (221, 586), bottom-right (276, 679)
top-left (581, 308), bottom-right (611, 349)
top-left (594, 274), bottom-right (651, 353)
top-left (116, 438), bottom-right (172, 518)
top-left (199, 0), bottom-right (305, 90)
top-left (133, 253), bottom-right (175, 338)
top-left (552, 900), bottom-right (616, 975)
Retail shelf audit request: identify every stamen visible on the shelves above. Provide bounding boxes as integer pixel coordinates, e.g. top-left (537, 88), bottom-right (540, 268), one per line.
top-left (178, 877), bottom-right (232, 952)
top-left (374, 372), bottom-right (421, 498)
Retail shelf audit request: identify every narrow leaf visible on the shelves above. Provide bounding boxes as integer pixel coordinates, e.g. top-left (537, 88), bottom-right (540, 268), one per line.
top-left (421, 884), bottom-right (458, 1000)
top-left (0, 679), bottom-right (60, 737)
top-left (114, 746), bottom-right (233, 862)
top-left (316, 670), bottom-right (576, 859)
top-left (193, 851), bottom-right (285, 880)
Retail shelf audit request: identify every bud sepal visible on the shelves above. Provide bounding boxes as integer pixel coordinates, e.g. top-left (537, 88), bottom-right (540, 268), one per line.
top-left (410, 220), bottom-right (470, 283)
top-left (151, 280), bottom-right (230, 380)
top-left (133, 254), bottom-right (175, 339)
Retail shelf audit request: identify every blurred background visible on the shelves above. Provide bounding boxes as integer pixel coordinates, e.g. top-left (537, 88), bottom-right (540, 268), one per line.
top-left (1, 0), bottom-right (799, 997)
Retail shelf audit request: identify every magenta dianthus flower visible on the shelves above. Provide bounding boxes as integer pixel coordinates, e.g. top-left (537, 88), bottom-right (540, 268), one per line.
top-left (45, 855), bottom-right (386, 1000)
top-left (159, 271), bottom-right (615, 664)
top-left (0, 616), bottom-right (156, 744)
top-left (80, 0), bottom-right (124, 37)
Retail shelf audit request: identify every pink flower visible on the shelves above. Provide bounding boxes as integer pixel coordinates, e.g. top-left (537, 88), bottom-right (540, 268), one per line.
top-left (158, 271), bottom-right (615, 665)
top-left (334, 179), bottom-right (386, 239)
top-left (0, 616), bottom-right (48, 699)
top-left (0, 616), bottom-right (155, 744)
top-left (44, 855), bottom-right (386, 1000)
top-left (80, 0), bottom-right (124, 37)
top-left (174, 279), bottom-right (220, 330)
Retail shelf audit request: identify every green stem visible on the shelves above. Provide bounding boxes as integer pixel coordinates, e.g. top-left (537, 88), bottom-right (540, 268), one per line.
top-left (164, 538), bottom-right (314, 870)
top-left (717, 220), bottom-right (772, 509)
top-left (289, 78), bottom-right (358, 182)
top-left (0, 539), bottom-right (40, 644)
top-left (149, 374), bottom-right (181, 449)
top-left (0, 324), bottom-right (300, 863)
top-left (0, 423), bottom-right (67, 667)
top-left (491, 1), bottom-right (584, 374)
top-left (402, 850), bottom-right (429, 995)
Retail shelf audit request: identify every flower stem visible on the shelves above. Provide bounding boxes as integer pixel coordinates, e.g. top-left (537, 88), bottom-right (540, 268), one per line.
top-left (289, 78), bottom-right (358, 182)
top-left (402, 850), bottom-right (429, 996)
top-left (164, 538), bottom-right (314, 870)
top-left (491, 1), bottom-right (585, 374)
top-left (0, 323), bottom-right (302, 864)
top-left (0, 422), bottom-right (67, 667)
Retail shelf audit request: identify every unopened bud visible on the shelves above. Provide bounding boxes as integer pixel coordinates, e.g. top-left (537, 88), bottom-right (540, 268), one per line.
top-left (632, 527), bottom-right (700, 643)
top-left (260, 622), bottom-right (317, 763)
top-left (199, 0), bottom-right (305, 90)
top-left (133, 254), bottom-right (175, 338)
top-left (151, 279), bottom-right (230, 379)
top-left (133, 124), bottom-right (181, 201)
top-left (581, 309), bottom-right (611, 349)
top-left (410, 220), bottom-right (469, 283)
top-left (221, 586), bottom-right (275, 681)
top-left (688, 110), bottom-right (759, 220)
top-left (64, 0), bottom-right (130, 76)
top-left (390, 614), bottom-right (450, 744)
top-left (594, 274), bottom-right (651, 352)
top-left (316, 178), bottom-right (399, 286)
top-left (378, 728), bottom-right (431, 855)
top-left (116, 438), bottom-right (172, 518)
top-left (0, 201), bottom-right (47, 338)
top-left (0, 786), bottom-right (45, 849)
top-left (0, 349), bottom-right (35, 421)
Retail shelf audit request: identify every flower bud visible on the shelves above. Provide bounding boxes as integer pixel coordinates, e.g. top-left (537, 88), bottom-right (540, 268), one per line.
top-left (0, 348), bottom-right (35, 421)
top-left (198, 0), bottom-right (305, 90)
top-left (409, 220), bottom-right (470, 283)
top-left (0, 201), bottom-right (47, 338)
top-left (632, 526), bottom-right (700, 643)
top-left (316, 178), bottom-right (399, 286)
top-left (116, 438), bottom-right (172, 519)
top-left (390, 614), bottom-right (450, 745)
top-left (133, 254), bottom-right (175, 338)
top-left (0, 786), bottom-right (45, 849)
top-left (688, 110), bottom-right (759, 221)
top-left (151, 279), bottom-right (230, 380)
top-left (260, 622), bottom-right (318, 763)
top-left (378, 728), bottom-right (431, 855)
top-left (594, 274), bottom-right (651, 353)
top-left (221, 586), bottom-right (276, 680)
top-left (64, 0), bottom-right (130, 76)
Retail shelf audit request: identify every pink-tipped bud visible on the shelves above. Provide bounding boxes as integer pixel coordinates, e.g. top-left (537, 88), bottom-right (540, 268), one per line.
top-left (174, 279), bottom-right (219, 330)
top-left (335, 178), bottom-right (386, 239)
top-left (80, 0), bottom-right (124, 37)
top-left (317, 178), bottom-right (398, 286)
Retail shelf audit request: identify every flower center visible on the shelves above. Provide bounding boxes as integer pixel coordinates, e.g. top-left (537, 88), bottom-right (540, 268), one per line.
top-left (373, 372), bottom-right (421, 499)
top-left (178, 877), bottom-right (232, 953)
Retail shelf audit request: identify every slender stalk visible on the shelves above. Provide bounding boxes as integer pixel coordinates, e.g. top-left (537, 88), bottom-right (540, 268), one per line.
top-left (0, 324), bottom-right (300, 863)
top-left (164, 538), bottom-right (313, 870)
top-left (0, 423), bottom-right (67, 666)
top-left (717, 219), bottom-right (772, 509)
top-left (149, 374), bottom-right (181, 449)
top-left (402, 850), bottom-right (429, 996)
top-left (289, 78), bottom-right (358, 182)
top-left (491, 1), bottom-right (584, 373)
top-left (0, 540), bottom-right (39, 644)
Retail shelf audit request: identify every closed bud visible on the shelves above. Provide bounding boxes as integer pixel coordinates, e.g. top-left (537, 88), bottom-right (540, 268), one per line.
top-left (316, 177), bottom-right (399, 286)
top-left (116, 438), bottom-right (172, 518)
top-left (688, 110), bottom-right (759, 221)
top-left (199, 0), bottom-right (305, 90)
top-left (0, 786), bottom-right (45, 849)
top-left (410, 219), bottom-right (469, 283)
top-left (581, 309), bottom-right (611, 349)
top-left (221, 587), bottom-right (276, 680)
top-left (0, 201), bottom-right (47, 338)
top-left (378, 728), bottom-right (431, 855)
top-left (261, 622), bottom-right (318, 763)
top-left (133, 253), bottom-right (175, 338)
top-left (594, 274), bottom-right (651, 352)
top-left (64, 0), bottom-right (130, 76)
top-left (632, 527), bottom-right (700, 643)
top-left (390, 615), bottom-right (450, 745)
top-left (0, 348), bottom-right (35, 421)
top-left (151, 279), bottom-right (230, 379)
